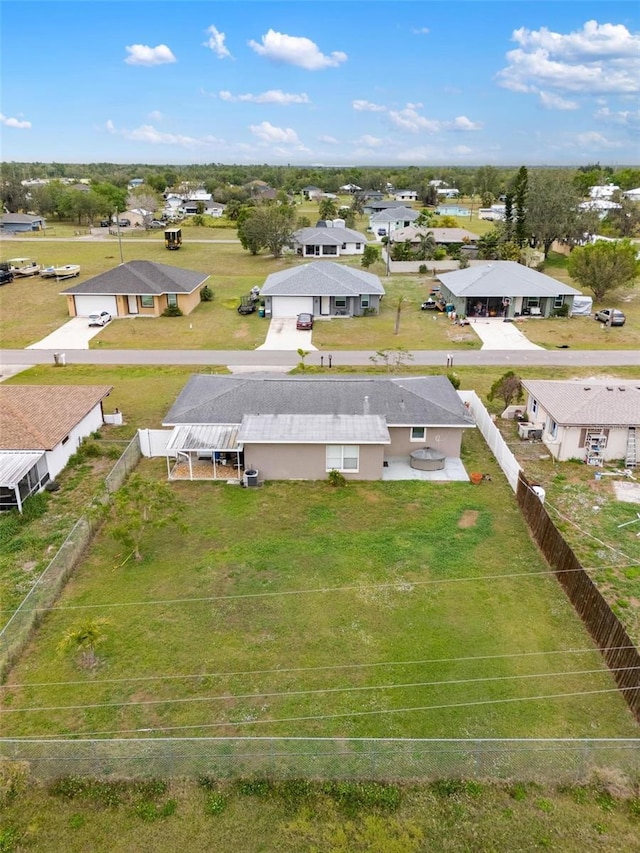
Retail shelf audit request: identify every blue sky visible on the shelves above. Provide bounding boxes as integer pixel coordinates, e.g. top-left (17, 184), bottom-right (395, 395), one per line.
top-left (2, 1), bottom-right (639, 166)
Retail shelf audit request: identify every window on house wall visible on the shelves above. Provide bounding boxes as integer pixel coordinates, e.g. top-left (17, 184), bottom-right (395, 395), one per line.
top-left (525, 297), bottom-right (540, 308)
top-left (326, 445), bottom-right (359, 472)
top-left (411, 427), bottom-right (426, 441)
top-left (305, 245), bottom-right (315, 255)
top-left (140, 295), bottom-right (154, 308)
top-left (335, 297), bottom-right (347, 308)
top-left (167, 293), bottom-right (178, 307)
top-left (323, 245), bottom-right (337, 255)
top-left (361, 295), bottom-right (370, 309)
top-left (355, 243), bottom-right (361, 249)
top-left (531, 398), bottom-right (538, 415)
top-left (547, 418), bottom-right (558, 439)
top-left (553, 295), bottom-right (564, 308)
top-left (61, 435), bottom-right (70, 445)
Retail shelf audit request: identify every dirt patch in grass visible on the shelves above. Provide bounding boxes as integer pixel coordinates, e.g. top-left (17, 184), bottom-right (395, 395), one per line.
top-left (458, 510), bottom-right (479, 528)
top-left (362, 491), bottom-right (382, 503)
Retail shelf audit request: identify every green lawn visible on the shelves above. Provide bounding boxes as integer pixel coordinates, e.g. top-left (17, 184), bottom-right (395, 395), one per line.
top-left (2, 438), bottom-right (636, 740)
top-left (2, 776), bottom-right (639, 853)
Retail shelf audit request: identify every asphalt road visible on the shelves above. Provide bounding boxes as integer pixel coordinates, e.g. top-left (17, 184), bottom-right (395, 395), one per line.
top-left (1, 348), bottom-right (639, 369)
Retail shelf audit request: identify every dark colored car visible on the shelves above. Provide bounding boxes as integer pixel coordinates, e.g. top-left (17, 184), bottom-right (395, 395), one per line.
top-left (296, 312), bottom-right (314, 330)
top-left (0, 269), bottom-right (14, 285)
top-left (99, 219), bottom-right (111, 227)
top-left (595, 308), bottom-right (626, 327)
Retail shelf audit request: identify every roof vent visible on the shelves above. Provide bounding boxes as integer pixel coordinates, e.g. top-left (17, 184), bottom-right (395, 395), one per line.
top-left (619, 387), bottom-right (626, 391)
top-left (606, 386), bottom-right (614, 391)
top-left (363, 395), bottom-right (370, 415)
top-left (583, 387), bottom-right (591, 391)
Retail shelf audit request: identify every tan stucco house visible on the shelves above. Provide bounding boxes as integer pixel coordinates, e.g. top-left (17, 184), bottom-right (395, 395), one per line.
top-left (521, 380), bottom-right (639, 466)
top-left (62, 260), bottom-right (209, 318)
top-left (163, 374), bottom-right (475, 482)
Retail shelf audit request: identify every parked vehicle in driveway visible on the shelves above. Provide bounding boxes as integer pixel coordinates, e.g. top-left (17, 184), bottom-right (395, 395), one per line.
top-left (595, 308), bottom-right (626, 326)
top-left (99, 219), bottom-right (110, 227)
top-left (296, 312), bottom-right (314, 330)
top-left (88, 311), bottom-right (112, 327)
top-left (149, 220), bottom-right (165, 228)
top-left (0, 264), bottom-right (14, 285)
top-left (117, 219), bottom-right (131, 228)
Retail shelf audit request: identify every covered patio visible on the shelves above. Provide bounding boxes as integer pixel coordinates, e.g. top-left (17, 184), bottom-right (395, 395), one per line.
top-left (166, 425), bottom-right (243, 481)
top-left (0, 451), bottom-right (49, 512)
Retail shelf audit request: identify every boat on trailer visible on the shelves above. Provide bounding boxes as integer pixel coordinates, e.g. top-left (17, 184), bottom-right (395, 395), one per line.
top-left (7, 258), bottom-right (42, 277)
top-left (41, 264), bottom-right (81, 280)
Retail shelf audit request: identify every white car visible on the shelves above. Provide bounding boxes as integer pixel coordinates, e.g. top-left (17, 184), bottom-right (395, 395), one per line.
top-left (88, 311), bottom-right (112, 327)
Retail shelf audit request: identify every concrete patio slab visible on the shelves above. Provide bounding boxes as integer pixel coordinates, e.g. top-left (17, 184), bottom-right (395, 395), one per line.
top-left (382, 456), bottom-right (469, 482)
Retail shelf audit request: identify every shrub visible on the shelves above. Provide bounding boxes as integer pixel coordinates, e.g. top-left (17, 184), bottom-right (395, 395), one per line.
top-left (205, 792), bottom-right (227, 815)
top-left (322, 781), bottom-right (401, 815)
top-left (327, 469), bottom-right (347, 487)
top-left (433, 247), bottom-right (447, 260)
top-left (552, 303), bottom-right (569, 317)
top-left (418, 264), bottom-right (428, 274)
top-left (162, 305), bottom-right (183, 317)
top-left (200, 285), bottom-right (214, 302)
top-left (134, 799), bottom-right (177, 821)
top-left (447, 372), bottom-right (461, 390)
top-left (236, 778), bottom-right (272, 797)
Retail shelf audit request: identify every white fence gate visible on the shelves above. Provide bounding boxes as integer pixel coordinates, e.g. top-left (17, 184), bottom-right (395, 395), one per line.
top-left (458, 390), bottom-right (522, 492)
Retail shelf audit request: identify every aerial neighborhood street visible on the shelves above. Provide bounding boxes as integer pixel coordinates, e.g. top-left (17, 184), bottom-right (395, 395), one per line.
top-left (1, 1), bottom-right (639, 850)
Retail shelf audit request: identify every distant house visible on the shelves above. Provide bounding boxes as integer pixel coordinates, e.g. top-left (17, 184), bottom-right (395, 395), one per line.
top-left (369, 206), bottom-right (419, 239)
top-left (260, 261), bottom-right (385, 318)
top-left (436, 187), bottom-right (460, 198)
top-left (62, 260), bottom-right (209, 318)
top-left (162, 374), bottom-right (474, 482)
top-left (393, 190), bottom-right (418, 202)
top-left (0, 385), bottom-right (113, 512)
top-left (437, 261), bottom-right (580, 318)
top-left (301, 185), bottom-right (323, 199)
top-left (589, 184), bottom-right (620, 200)
top-left (291, 225), bottom-right (368, 258)
top-left (623, 187), bottom-right (640, 201)
top-left (521, 380), bottom-right (640, 465)
top-left (390, 226), bottom-right (480, 248)
top-left (363, 199), bottom-right (405, 214)
top-left (339, 183), bottom-right (362, 193)
top-left (0, 213), bottom-right (46, 233)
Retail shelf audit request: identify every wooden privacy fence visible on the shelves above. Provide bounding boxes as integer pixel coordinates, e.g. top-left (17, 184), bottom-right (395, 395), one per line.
top-left (517, 471), bottom-right (640, 722)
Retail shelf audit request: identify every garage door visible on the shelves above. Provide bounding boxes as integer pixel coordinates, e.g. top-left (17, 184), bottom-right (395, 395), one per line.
top-left (271, 296), bottom-right (314, 318)
top-left (74, 294), bottom-right (118, 317)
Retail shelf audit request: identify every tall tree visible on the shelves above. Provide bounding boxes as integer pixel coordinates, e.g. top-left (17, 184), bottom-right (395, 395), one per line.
top-left (318, 198), bottom-right (338, 220)
top-left (567, 239), bottom-right (640, 302)
top-left (525, 170), bottom-right (583, 258)
top-left (513, 166), bottom-right (528, 248)
top-left (237, 204), bottom-right (296, 257)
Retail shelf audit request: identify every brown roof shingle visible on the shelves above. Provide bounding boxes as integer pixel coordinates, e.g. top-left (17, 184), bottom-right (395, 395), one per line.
top-left (0, 385), bottom-right (113, 450)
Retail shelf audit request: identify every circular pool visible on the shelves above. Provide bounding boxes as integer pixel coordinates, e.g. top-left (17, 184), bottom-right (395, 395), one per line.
top-left (410, 447), bottom-right (446, 471)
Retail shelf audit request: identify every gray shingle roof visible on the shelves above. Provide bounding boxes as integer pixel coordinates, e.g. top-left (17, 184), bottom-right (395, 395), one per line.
top-left (370, 207), bottom-right (419, 223)
top-left (438, 262), bottom-right (580, 298)
top-left (61, 261), bottom-right (208, 296)
top-left (522, 380), bottom-right (640, 426)
top-left (164, 375), bottom-right (475, 429)
top-left (292, 227), bottom-right (368, 246)
top-left (260, 262), bottom-right (385, 297)
top-left (1, 213), bottom-right (44, 224)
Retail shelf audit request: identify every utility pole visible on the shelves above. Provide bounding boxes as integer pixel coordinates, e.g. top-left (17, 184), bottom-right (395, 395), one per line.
top-left (115, 209), bottom-right (124, 264)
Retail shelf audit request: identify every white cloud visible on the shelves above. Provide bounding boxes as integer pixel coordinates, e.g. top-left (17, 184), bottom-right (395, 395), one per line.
top-left (249, 121), bottom-right (300, 144)
top-left (352, 99), bottom-right (386, 112)
top-left (0, 113), bottom-right (31, 129)
top-left (318, 134), bottom-right (338, 144)
top-left (574, 131), bottom-right (623, 149)
top-left (497, 21), bottom-right (640, 95)
top-left (448, 115), bottom-right (482, 131)
top-left (248, 29), bottom-right (347, 70)
top-left (124, 44), bottom-right (176, 66)
top-left (452, 145), bottom-right (473, 155)
top-left (355, 134), bottom-right (383, 147)
top-left (388, 105), bottom-right (441, 133)
top-left (594, 105), bottom-right (640, 129)
top-left (105, 120), bottom-right (222, 148)
top-left (148, 110), bottom-right (163, 122)
top-left (219, 89), bottom-right (310, 105)
top-left (203, 25), bottom-right (231, 59)
top-left (412, 28), bottom-right (430, 36)
top-left (538, 91), bottom-right (578, 111)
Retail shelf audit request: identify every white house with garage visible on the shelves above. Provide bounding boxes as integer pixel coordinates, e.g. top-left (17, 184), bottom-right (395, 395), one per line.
top-left (259, 261), bottom-right (385, 318)
top-left (291, 224), bottom-right (368, 258)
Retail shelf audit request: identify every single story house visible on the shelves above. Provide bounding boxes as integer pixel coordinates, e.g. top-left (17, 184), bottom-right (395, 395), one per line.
top-left (0, 384), bottom-right (112, 512)
top-left (301, 185), bottom-right (323, 199)
top-left (0, 213), bottom-right (46, 233)
top-left (163, 374), bottom-right (475, 482)
top-left (520, 380), bottom-right (639, 466)
top-left (363, 199), bottom-right (405, 214)
top-left (436, 188), bottom-right (460, 198)
top-left (390, 226), bottom-right (479, 248)
top-left (339, 183), bottom-right (362, 193)
top-left (589, 184), bottom-right (620, 200)
top-left (393, 190), bottom-right (418, 202)
top-left (436, 261), bottom-right (581, 318)
top-left (369, 206), bottom-right (419, 239)
top-left (259, 261), bottom-right (385, 318)
top-left (623, 187), bottom-right (640, 201)
top-left (291, 225), bottom-right (368, 258)
top-left (62, 260), bottom-right (209, 318)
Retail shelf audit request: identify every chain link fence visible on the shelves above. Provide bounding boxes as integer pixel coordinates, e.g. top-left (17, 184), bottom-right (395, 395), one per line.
top-left (0, 435), bottom-right (141, 680)
top-left (1, 737), bottom-right (638, 782)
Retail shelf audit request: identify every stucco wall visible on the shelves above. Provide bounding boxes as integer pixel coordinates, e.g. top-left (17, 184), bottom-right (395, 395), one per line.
top-left (46, 404), bottom-right (105, 479)
top-left (387, 426), bottom-right (464, 458)
top-left (177, 289), bottom-right (202, 316)
top-left (243, 443), bottom-right (384, 480)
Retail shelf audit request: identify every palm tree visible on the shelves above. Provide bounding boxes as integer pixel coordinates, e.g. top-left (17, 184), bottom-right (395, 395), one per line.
top-left (417, 230), bottom-right (436, 261)
top-left (57, 617), bottom-right (111, 669)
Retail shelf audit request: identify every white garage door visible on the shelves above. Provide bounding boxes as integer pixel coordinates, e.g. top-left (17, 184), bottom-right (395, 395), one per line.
top-left (271, 296), bottom-right (314, 318)
top-left (74, 295), bottom-right (118, 317)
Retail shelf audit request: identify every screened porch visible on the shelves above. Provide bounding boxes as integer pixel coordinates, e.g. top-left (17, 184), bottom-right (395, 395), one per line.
top-left (166, 424), bottom-right (243, 481)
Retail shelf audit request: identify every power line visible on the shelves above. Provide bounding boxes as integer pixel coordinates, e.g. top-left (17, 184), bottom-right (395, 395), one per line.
top-left (5, 666), bottom-right (634, 716)
top-left (6, 645), bottom-right (632, 691)
top-left (10, 686), bottom-right (639, 740)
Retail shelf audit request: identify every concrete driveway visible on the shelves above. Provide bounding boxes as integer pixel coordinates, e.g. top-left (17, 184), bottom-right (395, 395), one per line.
top-left (27, 317), bottom-right (107, 350)
top-left (257, 318), bottom-right (317, 351)
top-left (469, 318), bottom-right (543, 350)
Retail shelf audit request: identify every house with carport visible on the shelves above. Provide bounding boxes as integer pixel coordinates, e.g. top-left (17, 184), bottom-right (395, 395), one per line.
top-left (0, 385), bottom-right (112, 512)
top-left (62, 260), bottom-right (209, 319)
top-left (259, 261), bottom-right (384, 318)
top-left (436, 261), bottom-right (581, 319)
top-left (162, 374), bottom-right (474, 482)
top-left (520, 380), bottom-right (639, 466)
top-left (369, 206), bottom-right (419, 239)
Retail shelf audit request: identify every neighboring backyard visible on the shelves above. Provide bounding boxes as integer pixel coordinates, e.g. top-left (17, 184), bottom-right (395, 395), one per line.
top-left (2, 433), bottom-right (637, 741)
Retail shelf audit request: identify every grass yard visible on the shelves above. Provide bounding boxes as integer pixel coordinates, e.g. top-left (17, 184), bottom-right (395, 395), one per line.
top-left (2, 438), bottom-right (637, 741)
top-left (1, 775), bottom-right (639, 853)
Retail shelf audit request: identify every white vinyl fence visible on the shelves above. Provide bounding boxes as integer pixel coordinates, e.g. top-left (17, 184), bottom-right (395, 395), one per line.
top-left (458, 390), bottom-right (522, 492)
top-left (138, 428), bottom-right (173, 458)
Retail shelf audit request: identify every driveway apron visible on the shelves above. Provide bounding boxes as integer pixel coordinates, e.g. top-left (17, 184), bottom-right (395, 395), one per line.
top-left (27, 317), bottom-right (106, 350)
top-left (257, 318), bottom-right (317, 351)
top-left (469, 318), bottom-right (544, 350)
